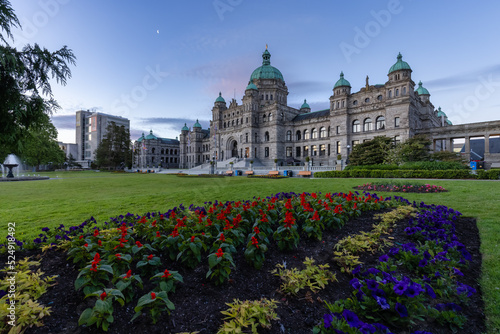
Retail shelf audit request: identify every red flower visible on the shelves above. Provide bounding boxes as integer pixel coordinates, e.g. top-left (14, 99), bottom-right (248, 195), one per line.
top-left (311, 211), bottom-right (320, 221)
top-left (159, 214), bottom-right (164, 220)
top-left (115, 253), bottom-right (121, 259)
top-left (191, 235), bottom-right (195, 242)
top-left (100, 292), bottom-right (107, 300)
top-left (251, 236), bottom-right (259, 248)
top-left (125, 269), bottom-right (132, 278)
top-left (79, 235), bottom-right (84, 240)
top-left (216, 248), bottom-right (224, 258)
top-left (285, 199), bottom-right (293, 210)
top-left (84, 243), bottom-right (88, 247)
top-left (151, 220), bottom-right (157, 227)
top-left (90, 262), bottom-right (98, 272)
top-left (353, 202), bottom-right (357, 210)
top-left (151, 292), bottom-right (156, 300)
top-left (283, 211), bottom-right (295, 228)
top-left (219, 233), bottom-right (226, 242)
top-left (156, 231), bottom-right (161, 238)
top-left (136, 241), bottom-right (143, 247)
top-left (170, 228), bottom-right (179, 237)
top-left (169, 211), bottom-right (176, 219)
top-left (147, 254), bottom-right (154, 261)
top-left (312, 193), bottom-right (317, 199)
top-left (254, 226), bottom-right (260, 234)
top-left (161, 269), bottom-right (172, 278)
top-left (138, 216), bottom-right (147, 224)
top-left (97, 240), bottom-right (102, 246)
top-left (93, 253), bottom-right (101, 263)
top-left (205, 218), bottom-right (213, 227)
top-left (93, 229), bottom-right (99, 237)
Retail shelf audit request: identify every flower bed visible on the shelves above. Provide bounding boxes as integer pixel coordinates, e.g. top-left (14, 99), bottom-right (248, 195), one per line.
top-left (354, 182), bottom-right (448, 193)
top-left (0, 192), bottom-right (484, 333)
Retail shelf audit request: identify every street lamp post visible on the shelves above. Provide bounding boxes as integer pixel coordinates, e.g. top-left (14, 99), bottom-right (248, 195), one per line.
top-left (346, 145), bottom-right (351, 165)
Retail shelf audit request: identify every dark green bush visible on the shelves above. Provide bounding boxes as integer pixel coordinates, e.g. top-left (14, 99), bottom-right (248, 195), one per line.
top-left (314, 169), bottom-right (475, 179)
top-left (345, 164), bottom-right (399, 171)
top-left (399, 161), bottom-right (469, 170)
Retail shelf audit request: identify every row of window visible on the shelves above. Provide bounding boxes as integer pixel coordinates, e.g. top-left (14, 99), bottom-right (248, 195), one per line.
top-left (150, 148), bottom-right (178, 155)
top-left (333, 87), bottom-right (408, 109)
top-left (352, 116), bottom-right (400, 133)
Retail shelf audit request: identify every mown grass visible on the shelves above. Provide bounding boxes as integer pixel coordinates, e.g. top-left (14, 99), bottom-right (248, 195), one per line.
top-left (1, 171), bottom-right (499, 332)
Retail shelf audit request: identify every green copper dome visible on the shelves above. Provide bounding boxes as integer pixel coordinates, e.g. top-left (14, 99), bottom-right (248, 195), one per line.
top-left (436, 107), bottom-right (446, 117)
top-left (246, 81), bottom-right (258, 91)
top-left (137, 132), bottom-right (145, 142)
top-left (181, 123), bottom-right (189, 131)
top-left (300, 99), bottom-right (310, 109)
top-left (334, 71), bottom-right (351, 88)
top-left (415, 81), bottom-right (430, 95)
top-left (250, 49), bottom-right (284, 82)
top-left (388, 53), bottom-right (412, 74)
top-left (215, 92), bottom-right (225, 103)
top-left (446, 119), bottom-right (453, 125)
top-left (193, 119), bottom-right (202, 128)
top-left (145, 130), bottom-right (157, 140)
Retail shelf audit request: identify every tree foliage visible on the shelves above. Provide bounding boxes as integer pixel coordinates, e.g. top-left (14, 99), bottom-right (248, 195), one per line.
top-left (348, 136), bottom-right (394, 166)
top-left (21, 113), bottom-right (65, 170)
top-left (94, 122), bottom-right (132, 169)
top-left (0, 0), bottom-right (76, 161)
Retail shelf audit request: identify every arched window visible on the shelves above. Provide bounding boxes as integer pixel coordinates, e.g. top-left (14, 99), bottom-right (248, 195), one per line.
top-left (376, 116), bottom-right (386, 130)
top-left (268, 113), bottom-right (272, 121)
top-left (232, 120), bottom-right (235, 126)
top-left (312, 128), bottom-right (318, 139)
top-left (403, 87), bottom-right (406, 95)
top-left (223, 122), bottom-right (226, 128)
top-left (353, 100), bottom-right (358, 106)
top-left (311, 145), bottom-right (318, 156)
top-left (363, 118), bottom-right (372, 131)
top-left (388, 90), bottom-right (392, 98)
top-left (270, 94), bottom-right (273, 100)
top-left (236, 119), bottom-right (239, 125)
top-left (304, 129), bottom-right (310, 140)
top-left (377, 95), bottom-right (383, 101)
top-left (265, 131), bottom-right (270, 142)
top-left (152, 148), bottom-right (155, 154)
top-left (319, 127), bottom-right (326, 138)
top-left (352, 120), bottom-right (361, 133)
top-left (296, 130), bottom-right (301, 141)
top-left (161, 149), bottom-right (164, 154)
top-left (394, 135), bottom-right (401, 144)
top-left (245, 133), bottom-right (248, 143)
top-left (365, 98), bottom-right (370, 103)
top-left (286, 130), bottom-right (292, 141)
top-left (395, 89), bottom-right (399, 97)
top-left (263, 114), bottom-right (266, 122)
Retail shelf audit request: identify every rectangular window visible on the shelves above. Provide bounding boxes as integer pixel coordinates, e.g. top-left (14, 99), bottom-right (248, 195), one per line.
top-left (311, 145), bottom-right (317, 156)
top-left (395, 117), bottom-right (400, 127)
top-left (296, 147), bottom-right (301, 157)
top-left (265, 147), bottom-right (269, 157)
top-left (352, 140), bottom-right (360, 147)
top-left (303, 146), bottom-right (309, 156)
top-left (286, 147), bottom-right (292, 157)
top-left (336, 141), bottom-right (341, 154)
top-left (320, 144), bottom-right (326, 156)
top-left (336, 126), bottom-right (340, 134)
top-left (328, 144), bottom-right (331, 156)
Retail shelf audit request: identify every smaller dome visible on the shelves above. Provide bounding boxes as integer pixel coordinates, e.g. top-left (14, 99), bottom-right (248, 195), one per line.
top-left (300, 99), bottom-right (310, 109)
top-left (446, 119), bottom-right (453, 125)
top-left (137, 132), bottom-right (145, 142)
top-left (181, 123), bottom-right (189, 131)
top-left (334, 72), bottom-right (351, 88)
top-left (246, 81), bottom-right (258, 91)
top-left (193, 119), bottom-right (202, 128)
top-left (145, 130), bottom-right (157, 140)
top-left (415, 81), bottom-right (430, 95)
top-left (388, 53), bottom-right (412, 74)
top-left (215, 92), bottom-right (225, 103)
top-left (436, 107), bottom-right (446, 117)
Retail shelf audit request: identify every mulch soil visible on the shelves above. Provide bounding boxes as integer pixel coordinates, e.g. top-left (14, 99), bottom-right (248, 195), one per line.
top-left (1, 211), bottom-right (485, 334)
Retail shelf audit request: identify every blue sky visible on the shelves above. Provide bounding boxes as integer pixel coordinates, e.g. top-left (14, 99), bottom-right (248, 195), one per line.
top-left (9, 0), bottom-right (500, 143)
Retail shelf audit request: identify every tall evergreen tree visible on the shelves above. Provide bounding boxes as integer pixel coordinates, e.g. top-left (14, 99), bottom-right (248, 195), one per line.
top-left (94, 122), bottom-right (132, 169)
top-left (348, 136), bottom-right (394, 166)
top-left (0, 0), bottom-right (76, 161)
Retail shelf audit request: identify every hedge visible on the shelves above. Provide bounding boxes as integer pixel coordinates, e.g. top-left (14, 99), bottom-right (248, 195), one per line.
top-left (314, 169), bottom-right (500, 180)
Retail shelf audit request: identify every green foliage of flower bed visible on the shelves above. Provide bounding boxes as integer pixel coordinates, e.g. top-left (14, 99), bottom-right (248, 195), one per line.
top-left (354, 181), bottom-right (448, 193)
top-left (314, 169), bottom-right (499, 179)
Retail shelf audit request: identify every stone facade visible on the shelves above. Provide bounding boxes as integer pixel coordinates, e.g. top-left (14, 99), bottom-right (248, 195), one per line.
top-left (133, 130), bottom-right (180, 169)
top-left (179, 49), bottom-right (450, 168)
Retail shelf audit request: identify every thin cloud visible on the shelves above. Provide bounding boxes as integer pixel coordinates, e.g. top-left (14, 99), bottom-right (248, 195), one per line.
top-left (51, 115), bottom-right (75, 130)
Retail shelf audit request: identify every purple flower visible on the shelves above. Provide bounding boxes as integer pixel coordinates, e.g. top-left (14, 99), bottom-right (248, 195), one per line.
top-left (446, 303), bottom-right (462, 312)
top-left (0, 290), bottom-right (6, 299)
top-left (33, 238), bottom-right (42, 244)
top-left (375, 295), bottom-right (390, 310)
top-left (342, 309), bottom-right (361, 328)
top-left (457, 282), bottom-right (476, 297)
top-left (367, 268), bottom-right (380, 276)
top-left (350, 278), bottom-right (362, 290)
top-left (424, 283), bottom-right (436, 299)
top-left (405, 282), bottom-right (423, 298)
top-left (418, 258), bottom-right (428, 267)
top-left (358, 323), bottom-right (377, 334)
top-left (373, 323), bottom-right (390, 332)
top-left (395, 302), bottom-right (408, 318)
top-left (388, 247), bottom-right (399, 257)
top-left (379, 254), bottom-right (389, 262)
top-left (366, 279), bottom-right (378, 291)
top-left (352, 266), bottom-right (362, 275)
top-left (393, 281), bottom-right (408, 295)
top-left (453, 268), bottom-right (464, 276)
top-left (323, 313), bottom-right (333, 328)
top-left (41, 227), bottom-right (50, 232)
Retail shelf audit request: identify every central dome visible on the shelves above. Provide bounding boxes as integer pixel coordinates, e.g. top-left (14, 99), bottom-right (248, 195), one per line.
top-left (250, 49), bottom-right (284, 82)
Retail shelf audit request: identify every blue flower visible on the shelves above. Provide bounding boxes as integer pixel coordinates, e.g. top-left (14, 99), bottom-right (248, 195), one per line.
top-left (418, 258), bottom-right (428, 267)
top-left (405, 282), bottom-right (423, 298)
top-left (366, 279), bottom-right (378, 291)
top-left (395, 302), bottom-right (408, 318)
top-left (424, 283), bottom-right (436, 299)
top-left (342, 309), bottom-right (361, 328)
top-left (375, 295), bottom-right (390, 310)
top-left (379, 254), bottom-right (389, 262)
top-left (323, 313), bottom-right (333, 328)
top-left (393, 282), bottom-right (408, 295)
top-left (388, 247), bottom-right (399, 257)
top-left (367, 268), bottom-right (380, 276)
top-left (350, 278), bottom-right (362, 290)
top-left (33, 238), bottom-right (42, 244)
top-left (41, 227), bottom-right (50, 232)
top-left (453, 268), bottom-right (464, 276)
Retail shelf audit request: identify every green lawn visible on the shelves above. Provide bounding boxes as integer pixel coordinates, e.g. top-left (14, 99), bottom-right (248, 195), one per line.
top-left (1, 171), bottom-right (499, 332)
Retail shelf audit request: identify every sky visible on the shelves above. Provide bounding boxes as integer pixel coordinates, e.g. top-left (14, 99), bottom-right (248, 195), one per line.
top-left (8, 0), bottom-right (500, 144)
